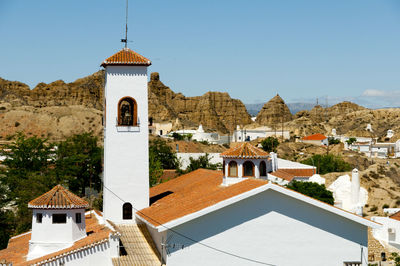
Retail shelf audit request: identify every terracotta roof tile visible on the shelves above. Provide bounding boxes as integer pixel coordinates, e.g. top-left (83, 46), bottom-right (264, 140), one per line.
top-left (390, 211), bottom-right (400, 221)
top-left (101, 48), bottom-right (151, 67)
top-left (137, 169), bottom-right (268, 226)
top-left (270, 169), bottom-right (296, 181)
top-left (279, 168), bottom-right (316, 177)
top-left (28, 185), bottom-right (89, 209)
top-left (302, 133), bottom-right (327, 141)
top-left (0, 212), bottom-right (114, 266)
top-left (220, 143), bottom-right (269, 159)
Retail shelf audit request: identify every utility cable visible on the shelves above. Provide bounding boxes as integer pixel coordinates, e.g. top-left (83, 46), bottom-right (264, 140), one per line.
top-left (102, 183), bottom-right (276, 266)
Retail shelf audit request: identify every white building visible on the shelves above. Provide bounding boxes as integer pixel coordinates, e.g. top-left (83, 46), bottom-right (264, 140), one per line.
top-left (328, 169), bottom-right (368, 215)
top-left (232, 125), bottom-right (290, 142)
top-left (102, 48), bottom-right (151, 224)
top-left (372, 212), bottom-right (400, 250)
top-left (137, 158), bottom-right (379, 265)
top-left (300, 133), bottom-right (328, 146)
top-left (0, 185), bottom-right (121, 265)
top-left (350, 139), bottom-right (400, 158)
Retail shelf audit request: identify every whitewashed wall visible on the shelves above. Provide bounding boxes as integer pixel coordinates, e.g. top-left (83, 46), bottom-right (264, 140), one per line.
top-left (163, 189), bottom-right (368, 266)
top-left (38, 235), bottom-right (119, 266)
top-left (103, 65), bottom-right (150, 224)
top-left (372, 216), bottom-right (400, 245)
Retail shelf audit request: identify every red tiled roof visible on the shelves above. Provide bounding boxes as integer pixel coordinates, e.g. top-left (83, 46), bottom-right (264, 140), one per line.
top-left (279, 168), bottom-right (316, 177)
top-left (220, 143), bottom-right (269, 159)
top-left (270, 169), bottom-right (296, 181)
top-left (101, 48), bottom-right (151, 67)
top-left (0, 213), bottom-right (115, 266)
top-left (137, 169), bottom-right (268, 226)
top-left (302, 133), bottom-right (327, 141)
top-left (28, 185), bottom-right (89, 209)
top-left (390, 211), bottom-right (400, 221)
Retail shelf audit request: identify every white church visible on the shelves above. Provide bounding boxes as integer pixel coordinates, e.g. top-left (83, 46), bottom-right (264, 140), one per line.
top-left (0, 47), bottom-right (381, 266)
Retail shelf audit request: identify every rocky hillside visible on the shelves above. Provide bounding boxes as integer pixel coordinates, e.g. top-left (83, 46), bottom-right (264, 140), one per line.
top-left (0, 71), bottom-right (254, 139)
top-left (0, 72), bottom-right (104, 141)
top-left (255, 94), bottom-right (293, 126)
top-left (0, 71), bottom-right (104, 109)
top-left (284, 101), bottom-right (400, 139)
top-left (148, 72), bottom-right (252, 133)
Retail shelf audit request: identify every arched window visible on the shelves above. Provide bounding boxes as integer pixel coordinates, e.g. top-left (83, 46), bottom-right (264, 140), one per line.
top-left (243, 161), bottom-right (255, 177)
top-left (123, 203), bottom-right (132, 220)
top-left (118, 97), bottom-right (137, 126)
top-left (228, 161), bottom-right (238, 177)
top-left (259, 161), bottom-right (267, 177)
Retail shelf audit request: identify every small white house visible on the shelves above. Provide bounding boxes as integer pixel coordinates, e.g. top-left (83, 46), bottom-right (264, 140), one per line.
top-left (300, 133), bottom-right (328, 146)
top-left (27, 185), bottom-right (89, 260)
top-left (372, 212), bottom-right (400, 249)
top-left (232, 125), bottom-right (290, 142)
top-left (0, 185), bottom-right (121, 265)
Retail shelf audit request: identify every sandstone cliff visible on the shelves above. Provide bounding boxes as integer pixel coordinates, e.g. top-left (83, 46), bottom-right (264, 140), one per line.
top-left (0, 71), bottom-right (104, 109)
top-left (148, 72), bottom-right (252, 133)
top-left (255, 94), bottom-right (293, 126)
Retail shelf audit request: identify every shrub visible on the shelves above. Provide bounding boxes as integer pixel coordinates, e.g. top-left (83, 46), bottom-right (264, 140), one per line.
top-left (172, 132), bottom-right (184, 141)
top-left (301, 154), bottom-right (352, 175)
top-left (286, 180), bottom-right (334, 205)
top-left (328, 137), bottom-right (340, 145)
top-left (370, 206), bottom-right (378, 212)
top-left (383, 204), bottom-right (389, 209)
top-left (261, 137), bottom-right (279, 152)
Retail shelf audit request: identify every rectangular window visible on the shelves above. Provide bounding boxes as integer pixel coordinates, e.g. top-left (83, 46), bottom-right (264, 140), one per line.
top-left (36, 213), bottom-right (43, 223)
top-left (52, 214), bottom-right (67, 224)
top-left (76, 213), bottom-right (81, 223)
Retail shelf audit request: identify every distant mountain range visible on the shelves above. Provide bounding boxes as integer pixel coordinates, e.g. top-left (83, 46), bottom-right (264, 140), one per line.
top-left (246, 102), bottom-right (316, 116)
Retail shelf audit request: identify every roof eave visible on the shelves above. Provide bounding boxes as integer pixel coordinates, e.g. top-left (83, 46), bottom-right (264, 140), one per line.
top-left (137, 183), bottom-right (381, 232)
top-left (100, 61), bottom-right (152, 68)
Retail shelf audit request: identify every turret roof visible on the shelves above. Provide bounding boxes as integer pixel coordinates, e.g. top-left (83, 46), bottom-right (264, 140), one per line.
top-left (28, 185), bottom-right (89, 209)
top-left (101, 48), bottom-right (151, 67)
top-left (220, 142), bottom-right (269, 159)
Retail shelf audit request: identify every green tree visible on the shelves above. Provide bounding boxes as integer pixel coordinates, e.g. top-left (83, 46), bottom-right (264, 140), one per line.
top-left (185, 154), bottom-right (222, 173)
top-left (149, 148), bottom-right (163, 187)
top-left (328, 137), bottom-right (340, 145)
top-left (149, 138), bottom-right (179, 169)
top-left (0, 182), bottom-right (16, 249)
top-left (346, 137), bottom-right (357, 145)
top-left (0, 133), bottom-right (56, 244)
top-left (261, 137), bottom-right (280, 152)
top-left (172, 132), bottom-right (184, 141)
top-left (301, 154), bottom-right (352, 175)
top-left (390, 252), bottom-right (400, 266)
top-left (286, 180), bottom-right (334, 205)
top-left (54, 133), bottom-right (102, 196)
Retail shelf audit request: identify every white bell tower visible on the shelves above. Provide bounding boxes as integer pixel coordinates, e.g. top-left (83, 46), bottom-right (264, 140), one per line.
top-left (101, 48), bottom-right (151, 224)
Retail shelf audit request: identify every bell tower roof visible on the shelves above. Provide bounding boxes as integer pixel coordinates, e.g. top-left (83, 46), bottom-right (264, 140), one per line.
top-left (28, 185), bottom-right (89, 209)
top-left (101, 48), bottom-right (151, 67)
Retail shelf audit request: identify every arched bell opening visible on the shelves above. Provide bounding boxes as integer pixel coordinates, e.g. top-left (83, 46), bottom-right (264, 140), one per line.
top-left (118, 97), bottom-right (137, 126)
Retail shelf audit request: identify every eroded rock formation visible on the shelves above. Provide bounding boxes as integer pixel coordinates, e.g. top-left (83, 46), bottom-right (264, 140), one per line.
top-left (255, 94), bottom-right (293, 126)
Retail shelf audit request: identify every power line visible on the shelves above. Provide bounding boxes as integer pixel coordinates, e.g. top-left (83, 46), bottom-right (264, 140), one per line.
top-left (102, 183), bottom-right (276, 266)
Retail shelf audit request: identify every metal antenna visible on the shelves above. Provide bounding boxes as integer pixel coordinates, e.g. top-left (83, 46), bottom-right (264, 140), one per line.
top-left (121, 0), bottom-right (128, 48)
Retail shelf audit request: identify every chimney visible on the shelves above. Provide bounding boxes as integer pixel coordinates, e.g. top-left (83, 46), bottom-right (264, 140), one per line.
top-left (351, 168), bottom-right (360, 205)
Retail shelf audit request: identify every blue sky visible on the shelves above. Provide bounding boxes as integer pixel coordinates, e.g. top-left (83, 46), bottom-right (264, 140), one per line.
top-left (1, 0), bottom-right (400, 108)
